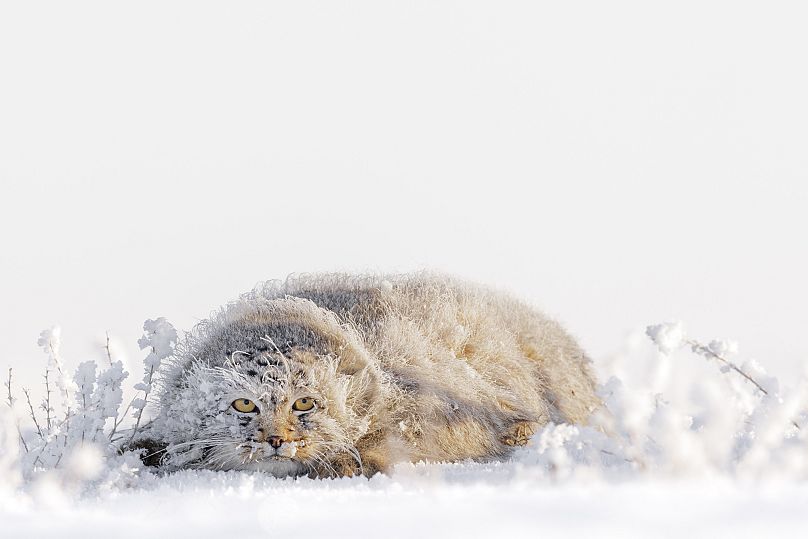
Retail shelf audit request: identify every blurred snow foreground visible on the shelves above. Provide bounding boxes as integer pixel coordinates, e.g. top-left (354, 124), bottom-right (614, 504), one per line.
top-left (3, 319), bottom-right (808, 536)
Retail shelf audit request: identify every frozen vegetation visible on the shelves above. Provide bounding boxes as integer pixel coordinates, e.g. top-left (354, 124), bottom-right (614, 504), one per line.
top-left (2, 318), bottom-right (808, 536)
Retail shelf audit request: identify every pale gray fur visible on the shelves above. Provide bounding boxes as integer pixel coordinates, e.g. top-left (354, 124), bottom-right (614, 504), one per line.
top-left (144, 273), bottom-right (600, 477)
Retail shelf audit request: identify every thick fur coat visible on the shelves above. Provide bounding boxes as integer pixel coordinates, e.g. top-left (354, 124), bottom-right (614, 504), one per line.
top-left (143, 273), bottom-right (600, 477)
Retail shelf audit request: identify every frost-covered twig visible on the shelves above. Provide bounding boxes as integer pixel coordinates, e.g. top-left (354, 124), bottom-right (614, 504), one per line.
top-left (22, 387), bottom-right (45, 441)
top-left (42, 368), bottom-right (53, 432)
top-left (54, 412), bottom-right (70, 468)
top-left (105, 331), bottom-right (113, 366)
top-left (646, 321), bottom-right (800, 430)
top-left (686, 339), bottom-right (768, 396)
top-left (110, 397), bottom-right (135, 442)
top-left (76, 364), bottom-right (93, 445)
top-left (4, 368), bottom-right (14, 410)
top-left (129, 382), bottom-right (153, 444)
top-left (37, 326), bottom-right (75, 430)
top-left (128, 318), bottom-right (177, 445)
top-left (88, 360), bottom-right (127, 444)
top-left (646, 322), bottom-right (766, 393)
top-left (5, 368), bottom-right (29, 453)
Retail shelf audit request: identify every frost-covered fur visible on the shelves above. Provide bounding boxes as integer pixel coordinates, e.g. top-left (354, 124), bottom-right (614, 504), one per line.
top-left (144, 273), bottom-right (600, 477)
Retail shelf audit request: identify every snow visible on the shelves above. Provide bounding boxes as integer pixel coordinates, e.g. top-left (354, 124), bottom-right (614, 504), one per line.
top-left (3, 467), bottom-right (808, 537)
top-left (4, 320), bottom-right (808, 535)
top-left (646, 321), bottom-right (686, 355)
top-left (137, 318), bottom-right (178, 362)
top-left (708, 339), bottom-right (740, 359)
top-left (36, 327), bottom-right (62, 358)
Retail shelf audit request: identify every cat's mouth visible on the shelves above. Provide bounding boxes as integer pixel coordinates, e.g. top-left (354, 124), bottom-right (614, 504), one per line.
top-left (232, 439), bottom-right (311, 476)
top-left (240, 439), bottom-right (304, 462)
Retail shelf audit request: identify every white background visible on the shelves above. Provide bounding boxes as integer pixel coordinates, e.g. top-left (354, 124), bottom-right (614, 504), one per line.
top-left (1, 1), bottom-right (806, 392)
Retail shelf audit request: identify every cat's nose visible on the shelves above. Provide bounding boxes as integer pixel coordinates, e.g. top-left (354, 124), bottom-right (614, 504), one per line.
top-left (268, 436), bottom-right (283, 449)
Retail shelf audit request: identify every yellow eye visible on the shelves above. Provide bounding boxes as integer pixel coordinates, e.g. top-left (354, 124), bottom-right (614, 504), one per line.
top-left (292, 397), bottom-right (315, 412)
top-left (232, 398), bottom-right (258, 413)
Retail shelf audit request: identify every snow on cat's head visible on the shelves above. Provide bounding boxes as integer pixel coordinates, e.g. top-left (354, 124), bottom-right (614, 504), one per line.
top-left (153, 297), bottom-right (383, 477)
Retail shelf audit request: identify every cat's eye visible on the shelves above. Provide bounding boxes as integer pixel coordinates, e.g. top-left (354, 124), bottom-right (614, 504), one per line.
top-left (291, 397), bottom-right (315, 413)
top-left (232, 398), bottom-right (258, 413)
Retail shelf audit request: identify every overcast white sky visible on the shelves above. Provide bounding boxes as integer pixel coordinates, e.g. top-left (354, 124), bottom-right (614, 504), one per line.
top-left (1, 1), bottom-right (806, 392)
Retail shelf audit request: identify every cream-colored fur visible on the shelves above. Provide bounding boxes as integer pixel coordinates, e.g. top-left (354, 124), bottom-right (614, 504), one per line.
top-left (147, 273), bottom-right (600, 477)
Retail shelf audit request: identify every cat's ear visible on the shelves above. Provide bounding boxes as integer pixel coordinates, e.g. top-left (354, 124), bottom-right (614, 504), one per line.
top-left (335, 342), bottom-right (372, 376)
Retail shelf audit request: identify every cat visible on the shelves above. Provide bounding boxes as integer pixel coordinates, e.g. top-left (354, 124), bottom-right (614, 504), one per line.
top-left (137, 273), bottom-right (600, 477)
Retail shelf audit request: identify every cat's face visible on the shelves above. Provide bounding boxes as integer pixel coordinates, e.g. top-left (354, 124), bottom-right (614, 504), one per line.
top-left (157, 299), bottom-right (383, 478)
top-left (223, 349), bottom-right (363, 477)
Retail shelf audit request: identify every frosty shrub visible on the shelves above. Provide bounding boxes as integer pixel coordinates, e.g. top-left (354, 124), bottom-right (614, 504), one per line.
top-left (2, 317), bottom-right (808, 497)
top-left (514, 321), bottom-right (808, 481)
top-left (2, 319), bottom-right (177, 495)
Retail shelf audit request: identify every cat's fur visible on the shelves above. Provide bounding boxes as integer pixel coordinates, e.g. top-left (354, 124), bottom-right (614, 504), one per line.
top-left (142, 273), bottom-right (600, 477)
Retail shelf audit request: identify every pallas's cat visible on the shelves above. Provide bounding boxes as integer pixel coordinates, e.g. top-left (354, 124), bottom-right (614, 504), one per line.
top-left (138, 274), bottom-right (599, 477)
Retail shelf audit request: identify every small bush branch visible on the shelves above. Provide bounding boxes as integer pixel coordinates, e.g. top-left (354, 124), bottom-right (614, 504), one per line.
top-left (22, 387), bottom-right (45, 441)
top-left (127, 363), bottom-right (154, 446)
top-left (686, 339), bottom-right (769, 395)
top-left (4, 368), bottom-right (14, 408)
top-left (109, 396), bottom-right (135, 442)
top-left (647, 322), bottom-right (801, 431)
top-left (5, 368), bottom-right (30, 453)
top-left (127, 318), bottom-right (177, 446)
top-left (686, 338), bottom-right (800, 428)
top-left (42, 368), bottom-right (53, 432)
top-left (105, 331), bottom-right (113, 366)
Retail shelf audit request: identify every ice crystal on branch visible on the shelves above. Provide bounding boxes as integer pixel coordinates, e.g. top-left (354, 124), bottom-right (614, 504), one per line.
top-left (645, 321), bottom-right (686, 355)
top-left (707, 339), bottom-right (739, 359)
top-left (94, 361), bottom-right (127, 421)
top-left (37, 326), bottom-right (62, 360)
top-left (129, 318), bottom-right (177, 443)
top-left (137, 318), bottom-right (178, 364)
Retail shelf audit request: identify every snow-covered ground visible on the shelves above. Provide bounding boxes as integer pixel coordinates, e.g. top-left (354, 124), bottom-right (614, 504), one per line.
top-left (5, 469), bottom-right (808, 538)
top-left (3, 320), bottom-right (808, 537)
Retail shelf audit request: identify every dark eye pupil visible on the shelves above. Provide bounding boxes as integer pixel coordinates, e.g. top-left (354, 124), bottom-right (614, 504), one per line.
top-left (243, 400), bottom-right (250, 405)
top-left (301, 399), bottom-right (307, 404)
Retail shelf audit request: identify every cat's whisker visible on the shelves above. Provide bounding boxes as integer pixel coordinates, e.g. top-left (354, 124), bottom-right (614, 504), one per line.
top-left (205, 449), bottom-right (238, 469)
top-left (344, 446), bottom-right (364, 475)
top-left (306, 441), bottom-right (356, 477)
top-left (309, 440), bottom-right (364, 476)
top-left (147, 438), bottom-right (235, 463)
top-left (307, 452), bottom-right (339, 478)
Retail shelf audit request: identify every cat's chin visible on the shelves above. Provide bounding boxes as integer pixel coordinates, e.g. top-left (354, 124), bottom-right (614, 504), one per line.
top-left (238, 457), bottom-right (307, 477)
